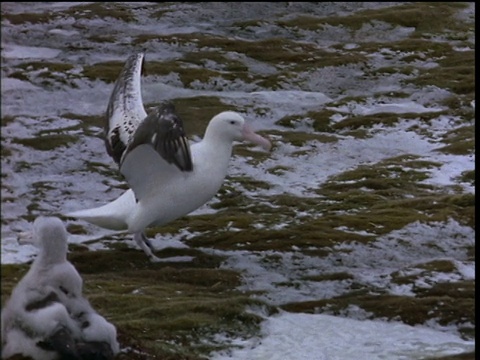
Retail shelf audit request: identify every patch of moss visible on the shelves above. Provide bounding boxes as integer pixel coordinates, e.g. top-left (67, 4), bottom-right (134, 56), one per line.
top-left (456, 170), bottom-right (475, 186)
top-left (310, 155), bottom-right (475, 232)
top-left (150, 8), bottom-right (171, 19)
top-left (357, 38), bottom-right (454, 59)
top-left (30, 181), bottom-right (56, 198)
top-left (229, 176), bottom-right (272, 192)
top-left (178, 194), bottom-right (386, 251)
top-left (278, 3), bottom-right (469, 37)
top-left (134, 33), bottom-right (366, 71)
top-left (61, 112), bottom-right (104, 132)
top-left (281, 283), bottom-right (474, 338)
top-left (391, 260), bottom-right (458, 286)
top-left (233, 142), bottom-right (274, 166)
top-left (231, 19), bottom-right (268, 29)
top-left (1, 144), bottom-right (12, 157)
top-left (440, 96), bottom-right (476, 118)
top-left (418, 259), bottom-right (457, 272)
top-left (87, 34), bottom-right (117, 43)
top-left (181, 68), bottom-right (234, 87)
top-left (82, 61), bottom-right (125, 83)
top-left (12, 160), bottom-right (34, 172)
top-left (427, 352), bottom-right (475, 360)
top-left (12, 133), bottom-right (78, 151)
top-left (87, 37), bottom-right (363, 90)
top-left (275, 115), bottom-right (298, 129)
top-left (301, 272), bottom-right (354, 282)
top-left (1, 115), bottom-right (18, 127)
top-left (37, 73), bottom-right (76, 88)
top-left (167, 97), bottom-right (236, 135)
top-left (8, 71), bottom-right (30, 82)
top-left (407, 49), bottom-right (474, 95)
top-left (332, 111), bottom-right (448, 131)
top-left (267, 129), bottom-right (337, 147)
top-left (275, 109), bottom-right (338, 133)
top-left (373, 91), bottom-right (412, 99)
top-left (266, 165), bottom-right (291, 175)
top-left (369, 65), bottom-right (416, 76)
top-left (65, 3), bottom-right (136, 22)
top-left (269, 194), bottom-right (322, 212)
top-left (85, 161), bottom-right (120, 180)
top-left (1, 247), bottom-right (275, 359)
top-left (435, 125), bottom-right (475, 155)
top-left (322, 162), bottom-right (434, 188)
top-left (66, 223), bottom-right (89, 235)
top-left (181, 51), bottom-right (249, 73)
top-left (16, 61), bottom-right (75, 73)
top-left (313, 208), bottom-right (427, 237)
top-left (401, 159), bottom-right (443, 169)
top-left (186, 225), bottom-right (351, 252)
top-left (435, 140), bottom-right (475, 156)
top-left (145, 61), bottom-right (291, 90)
top-left (1, 12), bottom-right (57, 25)
top-left (334, 112), bottom-right (399, 131)
top-left (1, 3), bottom-right (475, 357)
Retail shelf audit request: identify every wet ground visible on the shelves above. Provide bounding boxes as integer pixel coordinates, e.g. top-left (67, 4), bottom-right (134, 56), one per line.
top-left (1, 2), bottom-right (475, 359)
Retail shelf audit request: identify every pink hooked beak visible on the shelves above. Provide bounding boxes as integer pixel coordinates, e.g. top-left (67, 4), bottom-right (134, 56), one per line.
top-left (242, 123), bottom-right (272, 151)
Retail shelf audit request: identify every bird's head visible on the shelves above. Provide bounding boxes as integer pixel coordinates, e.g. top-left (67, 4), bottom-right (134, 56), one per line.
top-left (208, 111), bottom-right (271, 150)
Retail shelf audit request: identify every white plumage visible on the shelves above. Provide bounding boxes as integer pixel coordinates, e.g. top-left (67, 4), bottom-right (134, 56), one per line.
top-left (66, 53), bottom-right (271, 262)
top-left (1, 216), bottom-right (119, 360)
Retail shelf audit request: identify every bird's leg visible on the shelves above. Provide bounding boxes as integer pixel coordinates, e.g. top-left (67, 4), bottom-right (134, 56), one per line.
top-left (134, 232), bottom-right (194, 263)
top-left (141, 232), bottom-right (155, 250)
top-left (133, 232), bottom-right (161, 262)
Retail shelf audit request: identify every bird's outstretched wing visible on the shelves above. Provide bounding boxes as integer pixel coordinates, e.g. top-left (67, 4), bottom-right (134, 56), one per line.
top-left (119, 102), bottom-right (193, 202)
top-left (120, 102), bottom-right (193, 172)
top-left (105, 52), bottom-right (147, 165)
top-left (105, 53), bottom-right (193, 176)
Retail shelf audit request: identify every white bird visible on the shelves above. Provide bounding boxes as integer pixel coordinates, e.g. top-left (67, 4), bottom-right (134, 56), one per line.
top-left (65, 52), bottom-right (272, 262)
top-left (1, 217), bottom-right (83, 359)
top-left (68, 296), bottom-right (120, 356)
top-left (1, 293), bottom-right (82, 360)
top-left (1, 216), bottom-right (119, 360)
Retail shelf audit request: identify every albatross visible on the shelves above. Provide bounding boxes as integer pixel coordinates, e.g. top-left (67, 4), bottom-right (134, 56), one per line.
top-left (65, 52), bottom-right (272, 262)
top-left (1, 216), bottom-right (119, 360)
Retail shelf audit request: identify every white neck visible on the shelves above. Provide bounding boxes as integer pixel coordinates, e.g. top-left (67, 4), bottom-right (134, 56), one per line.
top-left (35, 242), bottom-right (68, 267)
top-left (196, 131), bottom-right (235, 175)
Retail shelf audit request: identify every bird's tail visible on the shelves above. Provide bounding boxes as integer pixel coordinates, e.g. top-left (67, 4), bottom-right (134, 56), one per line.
top-left (64, 190), bottom-right (135, 231)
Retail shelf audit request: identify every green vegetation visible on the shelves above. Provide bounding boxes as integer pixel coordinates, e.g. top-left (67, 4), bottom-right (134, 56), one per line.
top-left (1, 248), bottom-right (274, 359)
top-left (277, 2), bottom-right (470, 36)
top-left (16, 62), bottom-right (75, 72)
top-left (313, 156), bottom-right (475, 230)
top-left (281, 278), bottom-right (474, 339)
top-left (65, 3), bottom-right (136, 22)
top-left (407, 49), bottom-right (475, 96)
top-left (12, 134), bottom-right (78, 151)
top-left (1, 2), bottom-right (475, 358)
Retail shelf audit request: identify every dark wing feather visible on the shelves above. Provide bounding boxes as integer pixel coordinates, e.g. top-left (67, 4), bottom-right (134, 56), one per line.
top-left (120, 102), bottom-right (193, 172)
top-left (104, 53), bottom-right (147, 165)
top-left (36, 326), bottom-right (80, 359)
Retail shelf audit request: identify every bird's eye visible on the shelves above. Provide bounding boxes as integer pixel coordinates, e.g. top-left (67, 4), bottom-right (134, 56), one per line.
top-left (229, 120), bottom-right (236, 125)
